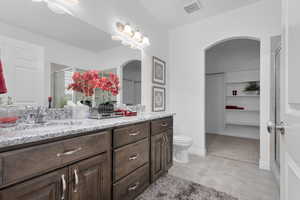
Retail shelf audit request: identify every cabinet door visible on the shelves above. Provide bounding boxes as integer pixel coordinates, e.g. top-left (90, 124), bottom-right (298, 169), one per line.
top-left (165, 129), bottom-right (173, 171)
top-left (0, 168), bottom-right (68, 200)
top-left (150, 132), bottom-right (165, 182)
top-left (69, 153), bottom-right (111, 200)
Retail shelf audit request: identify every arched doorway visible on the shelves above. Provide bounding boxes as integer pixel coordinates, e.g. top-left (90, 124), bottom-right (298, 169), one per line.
top-left (121, 60), bottom-right (142, 106)
top-left (205, 38), bottom-right (261, 165)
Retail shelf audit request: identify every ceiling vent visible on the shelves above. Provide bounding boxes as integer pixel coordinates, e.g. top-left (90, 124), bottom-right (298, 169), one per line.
top-left (183, 0), bottom-right (202, 14)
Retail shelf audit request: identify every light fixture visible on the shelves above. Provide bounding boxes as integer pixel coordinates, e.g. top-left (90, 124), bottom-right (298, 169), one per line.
top-left (31, 0), bottom-right (78, 16)
top-left (112, 22), bottom-right (150, 49)
top-left (133, 30), bottom-right (143, 43)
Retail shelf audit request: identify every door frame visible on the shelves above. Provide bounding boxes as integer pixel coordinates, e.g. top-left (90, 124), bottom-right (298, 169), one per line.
top-left (203, 36), bottom-right (271, 170)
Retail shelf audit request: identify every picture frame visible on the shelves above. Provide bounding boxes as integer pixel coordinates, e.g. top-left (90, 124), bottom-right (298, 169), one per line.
top-left (152, 56), bottom-right (166, 85)
top-left (152, 86), bottom-right (166, 112)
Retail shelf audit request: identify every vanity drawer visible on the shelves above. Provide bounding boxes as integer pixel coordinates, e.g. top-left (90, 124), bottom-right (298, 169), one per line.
top-left (60, 131), bottom-right (110, 165)
top-left (0, 131), bottom-right (109, 186)
top-left (151, 117), bottom-right (173, 136)
top-left (113, 122), bottom-right (150, 148)
top-left (113, 139), bottom-right (149, 182)
top-left (113, 164), bottom-right (150, 200)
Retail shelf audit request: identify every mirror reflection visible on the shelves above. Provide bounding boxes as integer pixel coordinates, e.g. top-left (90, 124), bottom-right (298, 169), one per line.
top-left (0, 0), bottom-right (142, 110)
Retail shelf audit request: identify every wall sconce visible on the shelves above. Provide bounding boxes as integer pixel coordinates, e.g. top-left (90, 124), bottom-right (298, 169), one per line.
top-left (112, 22), bottom-right (150, 50)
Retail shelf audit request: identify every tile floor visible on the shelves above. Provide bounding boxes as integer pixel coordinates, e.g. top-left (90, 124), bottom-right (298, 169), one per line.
top-left (169, 155), bottom-right (279, 200)
top-left (206, 133), bottom-right (260, 164)
top-left (169, 134), bottom-right (279, 200)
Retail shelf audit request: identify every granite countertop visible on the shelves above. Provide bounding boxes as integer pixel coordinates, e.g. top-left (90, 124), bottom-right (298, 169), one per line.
top-left (0, 112), bottom-right (174, 150)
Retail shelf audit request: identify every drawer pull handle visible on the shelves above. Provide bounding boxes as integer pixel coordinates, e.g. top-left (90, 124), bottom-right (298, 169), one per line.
top-left (129, 131), bottom-right (141, 136)
top-left (74, 169), bottom-right (79, 193)
top-left (129, 154), bottom-right (139, 161)
top-left (57, 147), bottom-right (82, 157)
top-left (128, 182), bottom-right (140, 191)
top-left (161, 122), bottom-right (168, 127)
top-left (61, 174), bottom-right (67, 200)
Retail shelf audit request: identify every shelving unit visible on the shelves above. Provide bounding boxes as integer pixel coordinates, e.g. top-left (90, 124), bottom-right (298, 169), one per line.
top-left (224, 70), bottom-right (260, 139)
top-left (225, 121), bottom-right (260, 127)
top-left (226, 109), bottom-right (260, 112)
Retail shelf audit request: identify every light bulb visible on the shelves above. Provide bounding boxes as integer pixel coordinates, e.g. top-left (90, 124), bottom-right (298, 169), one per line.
top-left (116, 22), bottom-right (124, 33)
top-left (124, 24), bottom-right (134, 37)
top-left (133, 30), bottom-right (143, 43)
top-left (143, 37), bottom-right (150, 46)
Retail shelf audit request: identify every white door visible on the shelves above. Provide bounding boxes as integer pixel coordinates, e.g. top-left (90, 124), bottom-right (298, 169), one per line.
top-left (0, 35), bottom-right (44, 105)
top-left (280, 0), bottom-right (300, 199)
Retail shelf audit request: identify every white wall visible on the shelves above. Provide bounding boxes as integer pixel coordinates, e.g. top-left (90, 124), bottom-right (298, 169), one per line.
top-left (205, 74), bottom-right (225, 134)
top-left (169, 0), bottom-right (281, 170)
top-left (206, 39), bottom-right (260, 73)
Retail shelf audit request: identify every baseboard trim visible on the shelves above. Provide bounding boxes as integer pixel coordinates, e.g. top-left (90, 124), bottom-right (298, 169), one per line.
top-left (259, 159), bottom-right (270, 170)
top-left (189, 146), bottom-right (206, 157)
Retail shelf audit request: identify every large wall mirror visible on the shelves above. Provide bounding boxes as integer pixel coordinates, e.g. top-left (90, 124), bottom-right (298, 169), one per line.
top-left (0, 0), bottom-right (142, 108)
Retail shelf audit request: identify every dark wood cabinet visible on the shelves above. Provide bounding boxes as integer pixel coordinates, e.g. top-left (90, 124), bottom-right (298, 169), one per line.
top-left (0, 116), bottom-right (173, 200)
top-left (0, 168), bottom-right (68, 200)
top-left (150, 117), bottom-right (174, 182)
top-left (165, 129), bottom-right (173, 171)
top-left (150, 132), bottom-right (166, 182)
top-left (69, 153), bottom-right (111, 200)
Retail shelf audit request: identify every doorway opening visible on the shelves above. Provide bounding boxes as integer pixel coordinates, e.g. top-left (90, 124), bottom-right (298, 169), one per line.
top-left (205, 38), bottom-right (261, 165)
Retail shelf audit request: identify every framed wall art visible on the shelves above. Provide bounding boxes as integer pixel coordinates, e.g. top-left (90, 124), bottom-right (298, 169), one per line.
top-left (152, 56), bottom-right (166, 85)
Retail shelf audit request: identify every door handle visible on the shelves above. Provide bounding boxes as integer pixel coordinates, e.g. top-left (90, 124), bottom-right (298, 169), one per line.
top-left (276, 121), bottom-right (287, 135)
top-left (61, 174), bottom-right (66, 200)
top-left (267, 121), bottom-right (275, 134)
top-left (73, 169), bottom-right (79, 193)
top-left (57, 147), bottom-right (82, 157)
top-left (267, 121), bottom-right (287, 135)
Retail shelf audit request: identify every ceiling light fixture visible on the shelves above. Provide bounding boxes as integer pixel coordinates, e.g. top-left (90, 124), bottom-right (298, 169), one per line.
top-left (112, 22), bottom-right (150, 50)
top-left (31, 0), bottom-right (78, 16)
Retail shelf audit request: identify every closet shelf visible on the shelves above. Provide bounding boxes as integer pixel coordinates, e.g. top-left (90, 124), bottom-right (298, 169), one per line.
top-left (225, 109), bottom-right (260, 112)
top-left (226, 121), bottom-right (260, 127)
top-left (226, 95), bottom-right (260, 97)
top-left (226, 80), bottom-right (260, 84)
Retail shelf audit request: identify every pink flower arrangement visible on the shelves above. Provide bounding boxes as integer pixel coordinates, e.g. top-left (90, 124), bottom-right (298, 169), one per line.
top-left (68, 70), bottom-right (120, 97)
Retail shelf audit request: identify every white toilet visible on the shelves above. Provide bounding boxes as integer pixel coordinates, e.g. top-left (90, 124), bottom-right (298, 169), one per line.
top-left (173, 135), bottom-right (193, 163)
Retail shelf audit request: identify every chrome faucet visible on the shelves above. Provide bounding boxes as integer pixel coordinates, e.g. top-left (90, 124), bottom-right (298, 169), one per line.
top-left (34, 106), bottom-right (47, 124)
top-left (25, 106), bottom-right (47, 124)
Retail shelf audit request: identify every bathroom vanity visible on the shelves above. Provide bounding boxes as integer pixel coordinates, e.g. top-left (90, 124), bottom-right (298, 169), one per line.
top-left (0, 114), bottom-right (173, 200)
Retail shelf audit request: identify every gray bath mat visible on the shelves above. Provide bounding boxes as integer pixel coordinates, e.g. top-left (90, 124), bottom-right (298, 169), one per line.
top-left (136, 175), bottom-right (238, 200)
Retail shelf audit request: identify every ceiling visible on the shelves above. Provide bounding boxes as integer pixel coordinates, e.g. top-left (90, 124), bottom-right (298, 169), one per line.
top-left (0, 0), bottom-right (120, 52)
top-left (139, 0), bottom-right (262, 28)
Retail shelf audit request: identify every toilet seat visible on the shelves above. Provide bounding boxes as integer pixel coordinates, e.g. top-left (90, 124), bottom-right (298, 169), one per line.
top-left (174, 136), bottom-right (193, 145)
